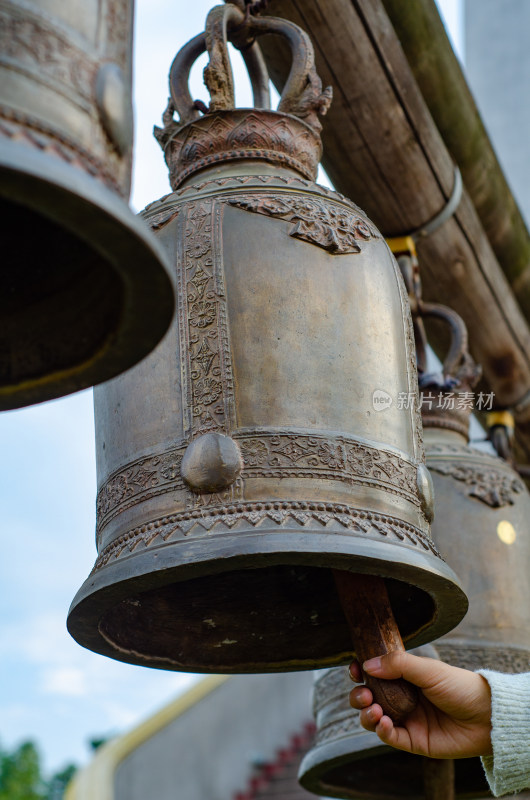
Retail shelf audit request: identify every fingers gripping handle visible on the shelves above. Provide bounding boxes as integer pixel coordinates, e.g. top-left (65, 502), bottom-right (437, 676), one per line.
top-left (333, 571), bottom-right (418, 724)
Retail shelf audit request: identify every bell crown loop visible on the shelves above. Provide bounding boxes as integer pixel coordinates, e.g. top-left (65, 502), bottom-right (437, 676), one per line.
top-left (154, 4), bottom-right (333, 189)
top-left (417, 302), bottom-right (482, 439)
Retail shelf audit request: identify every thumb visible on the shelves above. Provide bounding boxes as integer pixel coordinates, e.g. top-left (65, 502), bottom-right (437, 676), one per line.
top-left (363, 651), bottom-right (457, 692)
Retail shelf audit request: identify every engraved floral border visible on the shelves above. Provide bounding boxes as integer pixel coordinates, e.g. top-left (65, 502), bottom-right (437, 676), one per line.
top-left (176, 198), bottom-right (236, 437)
top-left (96, 432), bottom-right (420, 535)
top-left (237, 432), bottom-right (419, 503)
top-left (313, 667), bottom-right (353, 714)
top-left (142, 175), bottom-right (372, 234)
top-left (427, 460), bottom-right (525, 508)
top-left (392, 248), bottom-right (424, 464)
top-left (228, 192), bottom-right (381, 255)
top-left (0, 4), bottom-right (97, 101)
top-left (314, 711), bottom-right (365, 746)
top-left (96, 445), bottom-right (187, 534)
top-left (92, 500), bottom-right (439, 573)
top-left (435, 644), bottom-right (530, 674)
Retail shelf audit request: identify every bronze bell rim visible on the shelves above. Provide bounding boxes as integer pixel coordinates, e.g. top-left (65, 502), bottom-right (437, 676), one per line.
top-left (298, 728), bottom-right (386, 799)
top-left (299, 721), bottom-right (491, 799)
top-left (0, 135), bottom-right (175, 410)
top-left (67, 528), bottom-right (468, 674)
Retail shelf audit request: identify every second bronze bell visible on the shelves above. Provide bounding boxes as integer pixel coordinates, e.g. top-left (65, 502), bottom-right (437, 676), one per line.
top-left (0, 0), bottom-right (174, 410)
top-left (298, 306), bottom-right (530, 799)
top-left (68, 4), bottom-right (466, 673)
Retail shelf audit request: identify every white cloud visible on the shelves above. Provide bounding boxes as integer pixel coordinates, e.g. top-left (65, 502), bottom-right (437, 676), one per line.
top-left (42, 667), bottom-right (88, 697)
top-left (0, 612), bottom-right (74, 663)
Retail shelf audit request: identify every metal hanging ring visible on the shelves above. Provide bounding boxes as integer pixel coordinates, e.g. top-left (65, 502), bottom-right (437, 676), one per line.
top-left (169, 33), bottom-right (207, 125)
top-left (169, 21), bottom-right (271, 126)
top-left (411, 165), bottom-right (463, 240)
top-left (417, 301), bottom-right (472, 380)
top-left (168, 4), bottom-right (327, 128)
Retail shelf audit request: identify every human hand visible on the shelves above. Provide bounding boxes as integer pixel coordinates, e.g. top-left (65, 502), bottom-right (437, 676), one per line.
top-left (349, 652), bottom-right (493, 759)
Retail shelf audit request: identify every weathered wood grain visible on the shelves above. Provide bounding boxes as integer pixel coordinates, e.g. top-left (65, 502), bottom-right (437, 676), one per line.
top-left (382, 0), bottom-right (530, 320)
top-left (333, 571), bottom-right (418, 724)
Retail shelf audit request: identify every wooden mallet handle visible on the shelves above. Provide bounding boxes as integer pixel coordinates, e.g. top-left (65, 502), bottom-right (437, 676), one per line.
top-left (333, 570), bottom-right (418, 724)
top-left (422, 757), bottom-right (455, 800)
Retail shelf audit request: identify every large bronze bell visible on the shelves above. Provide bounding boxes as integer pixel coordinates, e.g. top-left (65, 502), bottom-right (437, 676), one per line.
top-left (67, 4), bottom-right (466, 674)
top-left (298, 305), bottom-right (530, 799)
top-left (0, 0), bottom-right (174, 410)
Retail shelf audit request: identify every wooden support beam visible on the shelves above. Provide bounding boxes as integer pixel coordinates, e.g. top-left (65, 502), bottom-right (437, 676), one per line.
top-left (259, 0), bottom-right (530, 461)
top-left (381, 0), bottom-right (530, 322)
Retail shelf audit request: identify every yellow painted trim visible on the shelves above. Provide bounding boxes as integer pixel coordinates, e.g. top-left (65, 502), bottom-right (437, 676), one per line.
top-left (486, 410), bottom-right (515, 429)
top-left (65, 675), bottom-right (229, 800)
top-left (385, 235), bottom-right (417, 258)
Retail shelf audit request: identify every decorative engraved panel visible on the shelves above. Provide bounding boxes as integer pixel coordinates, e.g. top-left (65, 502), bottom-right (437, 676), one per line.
top-left (313, 668), bottom-right (351, 712)
top-left (104, 0), bottom-right (132, 67)
top-left (428, 460), bottom-right (525, 508)
top-left (238, 432), bottom-right (419, 503)
top-left (156, 110), bottom-right (323, 189)
top-left (394, 256), bottom-right (424, 464)
top-left (436, 643), bottom-right (530, 673)
top-left (96, 431), bottom-right (421, 536)
top-left (96, 446), bottom-right (188, 534)
top-left (143, 173), bottom-right (371, 229)
top-left (0, 4), bottom-right (96, 99)
top-left (315, 711), bottom-right (364, 745)
top-left (229, 193), bottom-right (381, 254)
top-left (177, 199), bottom-right (236, 436)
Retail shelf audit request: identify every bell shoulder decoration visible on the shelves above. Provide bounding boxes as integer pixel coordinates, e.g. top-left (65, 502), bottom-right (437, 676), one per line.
top-left (0, 0), bottom-right (174, 409)
top-left (68, 4), bottom-right (466, 675)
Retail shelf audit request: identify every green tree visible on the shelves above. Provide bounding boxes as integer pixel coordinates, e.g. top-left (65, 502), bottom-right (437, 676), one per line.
top-left (0, 741), bottom-right (77, 800)
top-left (0, 741), bottom-right (46, 800)
top-left (46, 765), bottom-right (77, 800)
top-left (88, 737), bottom-right (108, 752)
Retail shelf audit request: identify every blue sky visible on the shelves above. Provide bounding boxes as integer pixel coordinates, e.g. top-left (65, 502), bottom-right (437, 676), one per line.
top-left (0, 0), bottom-right (463, 777)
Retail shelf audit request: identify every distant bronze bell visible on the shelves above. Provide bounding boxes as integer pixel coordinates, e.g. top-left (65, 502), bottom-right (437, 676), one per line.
top-left (418, 305), bottom-right (530, 676)
top-left (298, 304), bottom-right (530, 800)
top-left (67, 4), bottom-right (467, 674)
top-left (0, 0), bottom-right (174, 410)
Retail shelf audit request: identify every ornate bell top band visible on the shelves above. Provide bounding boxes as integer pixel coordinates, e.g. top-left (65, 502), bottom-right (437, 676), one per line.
top-left (154, 4), bottom-right (332, 189)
